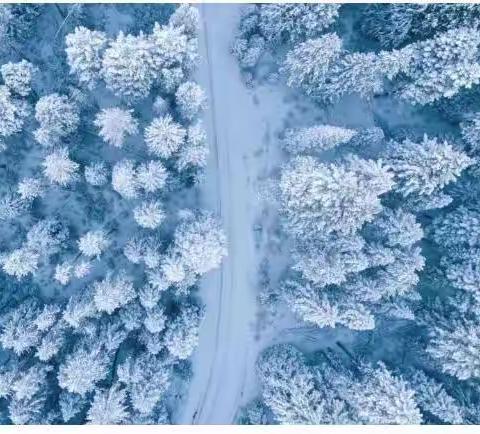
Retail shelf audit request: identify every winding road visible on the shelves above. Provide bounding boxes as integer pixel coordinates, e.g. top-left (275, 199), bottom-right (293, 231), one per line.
top-left (178, 4), bottom-right (262, 424)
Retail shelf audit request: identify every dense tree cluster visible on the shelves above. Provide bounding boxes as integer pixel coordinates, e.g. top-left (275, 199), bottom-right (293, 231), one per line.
top-left (231, 4), bottom-right (340, 73)
top-left (239, 4), bottom-right (480, 426)
top-left (273, 120), bottom-right (473, 332)
top-left (255, 344), bottom-right (423, 424)
top-left (234, 4), bottom-right (480, 107)
top-left (252, 343), bottom-right (478, 425)
top-left (0, 4), bottom-right (227, 425)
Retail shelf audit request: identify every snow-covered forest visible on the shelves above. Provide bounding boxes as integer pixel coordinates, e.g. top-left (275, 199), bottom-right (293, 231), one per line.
top-left (1, 2), bottom-right (480, 426)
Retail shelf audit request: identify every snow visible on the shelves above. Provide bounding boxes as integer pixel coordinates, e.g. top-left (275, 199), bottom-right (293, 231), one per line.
top-left (178, 5), bottom-right (372, 423)
top-left (177, 4), bottom-right (296, 423)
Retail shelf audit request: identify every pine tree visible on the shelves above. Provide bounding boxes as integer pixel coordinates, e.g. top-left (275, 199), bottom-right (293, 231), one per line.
top-left (58, 343), bottom-right (110, 396)
top-left (136, 160), bottom-right (168, 193)
top-left (0, 300), bottom-right (41, 355)
top-left (117, 353), bottom-right (173, 416)
top-left (94, 107), bottom-right (139, 148)
top-left (367, 208), bottom-right (424, 249)
top-left (291, 233), bottom-right (368, 287)
top-left (432, 206), bottom-right (480, 248)
top-left (461, 113), bottom-right (480, 152)
top-left (169, 4), bottom-right (200, 37)
top-left (427, 314), bottom-right (480, 380)
top-left (101, 31), bottom-right (155, 100)
top-left (42, 147), bottom-right (79, 186)
top-left (34, 304), bottom-right (61, 331)
top-left (149, 22), bottom-right (195, 74)
top-left (111, 159), bottom-right (139, 199)
top-left (11, 365), bottom-right (50, 401)
top-left (163, 304), bottom-right (203, 359)
top-left (87, 384), bottom-right (129, 424)
top-left (8, 394), bottom-right (46, 424)
top-left (166, 211), bottom-right (227, 279)
top-left (143, 305), bottom-right (166, 334)
top-left (282, 280), bottom-right (375, 330)
top-left (231, 35), bottom-right (266, 70)
top-left (177, 121), bottom-right (209, 170)
top-left (1, 59), bottom-right (35, 96)
top-left (36, 322), bottom-right (65, 362)
top-left (361, 4), bottom-right (480, 49)
top-left (258, 4), bottom-right (340, 45)
top-left (0, 85), bottom-right (29, 140)
top-left (257, 344), bottom-right (351, 424)
top-left (54, 261), bottom-right (72, 285)
top-left (34, 94), bottom-right (79, 146)
top-left (144, 115), bottom-right (186, 158)
top-left (279, 155), bottom-right (394, 238)
top-left (175, 81), bottom-right (207, 122)
top-left (17, 177), bottom-right (43, 201)
top-left (322, 49), bottom-right (412, 102)
top-left (400, 28), bottom-right (480, 105)
top-left (63, 289), bottom-right (97, 328)
top-left (84, 161), bottom-right (108, 186)
top-left (78, 230), bottom-right (111, 258)
top-left (133, 200), bottom-right (165, 229)
top-left (282, 34), bottom-right (342, 96)
top-left (408, 370), bottom-right (464, 424)
top-left (1, 247), bottom-right (39, 279)
top-left (74, 260), bottom-right (91, 278)
top-left (65, 26), bottom-right (108, 89)
top-left (283, 125), bottom-right (357, 154)
top-left (386, 135), bottom-right (472, 197)
top-left (93, 272), bottom-right (136, 314)
top-left (25, 218), bottom-right (69, 256)
top-left (346, 363), bottom-right (422, 424)
top-left (59, 391), bottom-right (86, 423)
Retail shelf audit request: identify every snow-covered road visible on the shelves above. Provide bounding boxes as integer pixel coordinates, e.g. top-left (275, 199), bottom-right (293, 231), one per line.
top-left (178, 4), bottom-right (263, 424)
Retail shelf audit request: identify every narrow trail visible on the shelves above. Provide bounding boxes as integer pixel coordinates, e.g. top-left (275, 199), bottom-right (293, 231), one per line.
top-left (177, 4), bottom-right (262, 424)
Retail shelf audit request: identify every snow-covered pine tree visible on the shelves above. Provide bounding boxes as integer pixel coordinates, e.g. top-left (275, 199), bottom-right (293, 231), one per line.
top-left (1, 59), bottom-right (35, 96)
top-left (279, 155), bottom-right (394, 238)
top-left (111, 159), bottom-right (139, 199)
top-left (34, 94), bottom-right (79, 146)
top-left (386, 135), bottom-right (473, 198)
top-left (175, 81), bottom-right (207, 122)
top-left (117, 353), bottom-right (173, 416)
top-left (94, 107), bottom-right (139, 148)
top-left (258, 4), bottom-right (340, 45)
top-left (0, 85), bottom-right (29, 141)
top-left (58, 343), bottom-right (110, 396)
top-left (78, 230), bottom-right (111, 258)
top-left (400, 27), bottom-right (480, 105)
top-left (136, 160), bottom-right (168, 193)
top-left (163, 304), bottom-right (203, 359)
top-left (283, 124), bottom-right (357, 154)
top-left (92, 272), bottom-right (136, 314)
top-left (257, 344), bottom-right (352, 424)
top-left (177, 121), bottom-right (209, 171)
top-left (282, 33), bottom-right (342, 96)
top-left (101, 31), bottom-right (155, 100)
top-left (133, 201), bottom-right (165, 229)
top-left (163, 211), bottom-right (227, 282)
top-left (144, 115), bottom-right (186, 158)
top-left (42, 147), bottom-right (79, 186)
top-left (65, 26), bottom-right (108, 89)
top-left (87, 384), bottom-right (129, 424)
